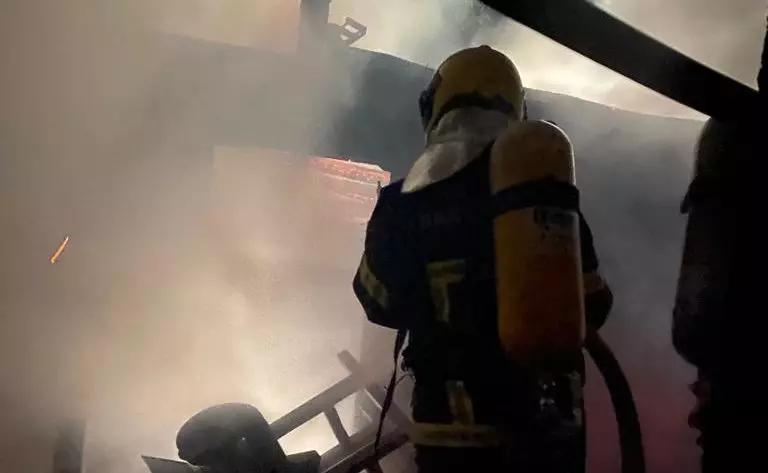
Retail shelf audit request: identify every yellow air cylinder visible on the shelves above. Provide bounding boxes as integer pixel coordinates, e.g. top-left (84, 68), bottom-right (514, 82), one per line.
top-left (490, 120), bottom-right (585, 372)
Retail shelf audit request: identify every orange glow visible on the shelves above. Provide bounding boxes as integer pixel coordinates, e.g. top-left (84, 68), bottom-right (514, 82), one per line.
top-left (310, 157), bottom-right (391, 186)
top-left (50, 236), bottom-right (70, 264)
top-left (308, 157), bottom-right (390, 225)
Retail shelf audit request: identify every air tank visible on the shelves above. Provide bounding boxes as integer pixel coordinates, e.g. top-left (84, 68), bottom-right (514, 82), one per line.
top-left (673, 118), bottom-right (763, 370)
top-left (490, 120), bottom-right (585, 372)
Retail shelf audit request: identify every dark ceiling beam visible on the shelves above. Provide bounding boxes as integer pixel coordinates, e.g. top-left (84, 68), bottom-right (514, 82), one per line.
top-left (480, 0), bottom-right (760, 120)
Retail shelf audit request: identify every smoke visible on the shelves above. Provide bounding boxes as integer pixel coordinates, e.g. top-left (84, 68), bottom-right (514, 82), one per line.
top-left (334, 1), bottom-right (761, 472)
top-left (334, 0), bottom-right (765, 118)
top-left (1, 1), bottom-right (764, 472)
top-left (571, 115), bottom-right (700, 473)
top-left (593, 0), bottom-right (765, 84)
top-left (1, 1), bottom-right (368, 471)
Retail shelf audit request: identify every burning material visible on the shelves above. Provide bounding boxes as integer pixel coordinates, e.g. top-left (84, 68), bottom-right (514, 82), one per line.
top-left (309, 157), bottom-right (391, 225)
top-left (50, 236), bottom-right (70, 264)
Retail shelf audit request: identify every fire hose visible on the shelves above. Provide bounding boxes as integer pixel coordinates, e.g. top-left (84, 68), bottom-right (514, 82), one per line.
top-left (585, 330), bottom-right (646, 473)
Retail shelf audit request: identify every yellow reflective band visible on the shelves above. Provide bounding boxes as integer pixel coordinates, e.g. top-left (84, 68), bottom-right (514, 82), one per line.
top-left (427, 260), bottom-right (466, 323)
top-left (446, 381), bottom-right (475, 425)
top-left (410, 423), bottom-right (500, 448)
top-left (358, 255), bottom-right (389, 308)
top-left (583, 271), bottom-right (606, 295)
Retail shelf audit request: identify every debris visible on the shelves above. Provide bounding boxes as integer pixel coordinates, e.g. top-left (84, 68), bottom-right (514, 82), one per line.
top-left (50, 236), bottom-right (70, 264)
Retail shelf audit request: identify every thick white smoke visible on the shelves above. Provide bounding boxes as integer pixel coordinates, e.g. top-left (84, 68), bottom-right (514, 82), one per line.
top-left (332, 0), bottom-right (764, 118)
top-left (1, 1), bottom-right (764, 472)
top-left (1, 1), bottom-right (367, 471)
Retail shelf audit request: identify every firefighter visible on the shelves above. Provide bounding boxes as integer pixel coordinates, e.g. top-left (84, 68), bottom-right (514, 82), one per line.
top-left (673, 89), bottom-right (765, 473)
top-left (672, 17), bottom-right (767, 472)
top-left (673, 116), bottom-right (766, 473)
top-left (353, 46), bottom-right (612, 473)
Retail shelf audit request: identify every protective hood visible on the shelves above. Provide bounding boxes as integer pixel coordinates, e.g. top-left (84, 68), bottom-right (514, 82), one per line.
top-left (402, 108), bottom-right (510, 193)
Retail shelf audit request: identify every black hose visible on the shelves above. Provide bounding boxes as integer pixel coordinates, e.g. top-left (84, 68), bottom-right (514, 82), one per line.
top-left (585, 330), bottom-right (646, 473)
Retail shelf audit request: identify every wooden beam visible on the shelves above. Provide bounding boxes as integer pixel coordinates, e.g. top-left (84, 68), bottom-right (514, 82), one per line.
top-left (337, 351), bottom-right (411, 430)
top-left (270, 375), bottom-right (363, 439)
top-left (324, 408), bottom-right (353, 449)
top-left (480, 0), bottom-right (760, 120)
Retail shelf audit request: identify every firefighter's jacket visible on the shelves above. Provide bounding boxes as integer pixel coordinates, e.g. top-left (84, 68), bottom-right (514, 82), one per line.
top-left (352, 109), bottom-right (612, 443)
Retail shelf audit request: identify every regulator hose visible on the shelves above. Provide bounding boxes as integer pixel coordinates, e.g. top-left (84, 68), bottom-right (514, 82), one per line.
top-left (585, 330), bottom-right (646, 473)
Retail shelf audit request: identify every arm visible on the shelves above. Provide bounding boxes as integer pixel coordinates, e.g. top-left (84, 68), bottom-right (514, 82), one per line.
top-left (579, 211), bottom-right (613, 330)
top-left (352, 185), bottom-right (408, 330)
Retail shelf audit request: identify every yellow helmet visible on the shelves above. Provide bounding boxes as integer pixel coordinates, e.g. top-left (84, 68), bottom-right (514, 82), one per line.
top-left (419, 45), bottom-right (525, 133)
